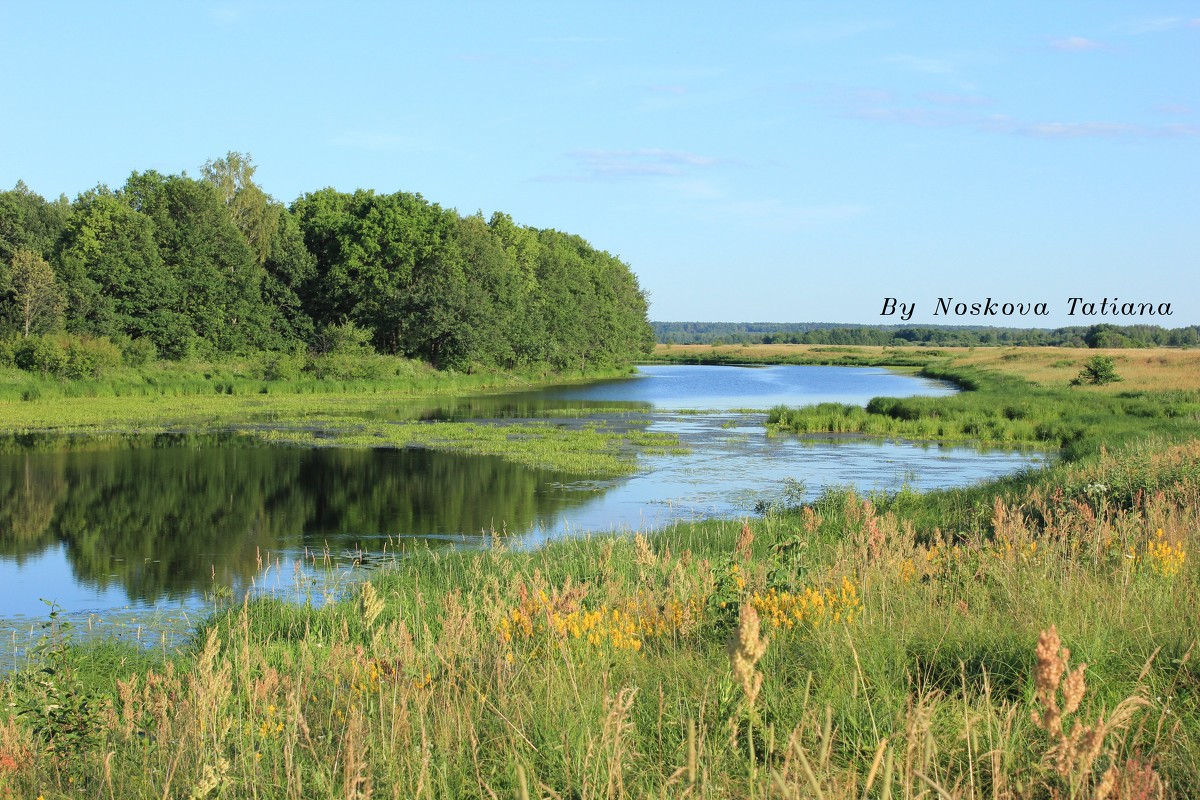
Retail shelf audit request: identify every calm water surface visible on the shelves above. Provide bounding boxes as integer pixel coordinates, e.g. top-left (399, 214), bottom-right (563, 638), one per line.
top-left (0, 365), bottom-right (1047, 665)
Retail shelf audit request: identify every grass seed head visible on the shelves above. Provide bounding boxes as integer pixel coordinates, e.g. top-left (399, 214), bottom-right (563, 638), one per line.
top-left (728, 604), bottom-right (769, 709)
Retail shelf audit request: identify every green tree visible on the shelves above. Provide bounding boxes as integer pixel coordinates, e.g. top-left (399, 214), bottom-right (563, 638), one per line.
top-left (1071, 355), bottom-right (1121, 386)
top-left (0, 181), bottom-right (69, 263)
top-left (7, 247), bottom-right (66, 337)
top-left (56, 189), bottom-right (183, 348)
top-left (122, 170), bottom-right (276, 354)
top-left (488, 212), bottom-right (544, 365)
top-left (201, 151), bottom-right (279, 266)
top-left (260, 205), bottom-right (316, 344)
top-left (293, 188), bottom-right (446, 356)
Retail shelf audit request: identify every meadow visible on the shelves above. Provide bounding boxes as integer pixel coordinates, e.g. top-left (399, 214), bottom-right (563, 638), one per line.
top-left (2, 345), bottom-right (1199, 798)
top-left (0, 359), bottom-right (676, 476)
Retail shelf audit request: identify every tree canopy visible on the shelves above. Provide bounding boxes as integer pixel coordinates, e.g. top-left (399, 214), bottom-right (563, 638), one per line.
top-left (0, 155), bottom-right (655, 371)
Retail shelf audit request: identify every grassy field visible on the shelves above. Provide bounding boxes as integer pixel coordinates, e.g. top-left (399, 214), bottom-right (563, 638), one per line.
top-left (658, 344), bottom-right (1200, 461)
top-left (2, 345), bottom-right (1200, 798)
top-left (0, 360), bottom-right (681, 476)
top-left (652, 342), bottom-right (1200, 392)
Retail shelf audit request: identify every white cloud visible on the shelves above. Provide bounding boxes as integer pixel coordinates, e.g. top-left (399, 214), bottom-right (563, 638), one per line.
top-left (1162, 123), bottom-right (1200, 136)
top-left (717, 199), bottom-right (868, 230)
top-left (798, 83), bottom-right (1200, 142)
top-left (848, 106), bottom-right (964, 127)
top-left (919, 92), bottom-right (990, 107)
top-left (208, 6), bottom-right (244, 26)
top-left (882, 54), bottom-right (956, 75)
top-left (1153, 103), bottom-right (1193, 116)
top-left (1024, 121), bottom-right (1140, 138)
top-left (775, 20), bottom-right (893, 44)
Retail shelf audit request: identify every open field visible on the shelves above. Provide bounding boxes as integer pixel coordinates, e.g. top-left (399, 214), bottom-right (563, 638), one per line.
top-left (2, 346), bottom-right (1200, 798)
top-left (653, 343), bottom-right (1200, 393)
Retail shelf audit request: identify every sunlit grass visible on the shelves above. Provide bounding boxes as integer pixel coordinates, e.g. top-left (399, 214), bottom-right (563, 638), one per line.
top-left (3, 345), bottom-right (1200, 797)
top-left (2, 438), bottom-right (1199, 797)
top-left (0, 362), bottom-right (675, 475)
top-left (250, 417), bottom-right (683, 476)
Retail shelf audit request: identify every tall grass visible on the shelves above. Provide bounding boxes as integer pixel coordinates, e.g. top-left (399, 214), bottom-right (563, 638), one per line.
top-left (4, 344), bottom-right (1200, 797)
top-left (0, 358), bottom-right (636, 407)
top-left (0, 360), bottom-right (660, 475)
top-left (2, 438), bottom-right (1198, 797)
top-left (768, 362), bottom-right (1200, 461)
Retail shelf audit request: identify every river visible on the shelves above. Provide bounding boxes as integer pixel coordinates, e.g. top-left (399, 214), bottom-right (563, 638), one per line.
top-left (0, 364), bottom-right (1047, 666)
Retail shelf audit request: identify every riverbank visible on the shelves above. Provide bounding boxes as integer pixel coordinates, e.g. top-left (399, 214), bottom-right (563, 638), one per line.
top-left (0, 360), bottom-right (684, 476)
top-left (2, 346), bottom-right (1199, 797)
top-left (659, 344), bottom-right (1200, 460)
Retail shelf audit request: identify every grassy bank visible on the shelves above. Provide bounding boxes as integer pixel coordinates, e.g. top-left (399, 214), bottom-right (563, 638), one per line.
top-left (658, 344), bottom-right (1200, 461)
top-left (0, 360), bottom-right (677, 476)
top-left (2, 345), bottom-right (1199, 798)
top-left (0, 357), bottom-right (637, 423)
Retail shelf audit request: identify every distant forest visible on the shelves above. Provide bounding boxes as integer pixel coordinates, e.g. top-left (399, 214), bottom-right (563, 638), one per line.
top-left (0, 153), bottom-right (654, 375)
top-left (654, 321), bottom-right (1200, 349)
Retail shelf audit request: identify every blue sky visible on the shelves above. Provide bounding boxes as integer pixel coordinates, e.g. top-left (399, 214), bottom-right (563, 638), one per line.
top-left (2, 2), bottom-right (1197, 326)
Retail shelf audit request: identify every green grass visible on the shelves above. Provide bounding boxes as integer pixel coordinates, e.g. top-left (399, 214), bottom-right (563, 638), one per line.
top-left (246, 417), bottom-right (682, 476)
top-left (0, 361), bottom-right (674, 475)
top-left (768, 362), bottom-right (1200, 462)
top-left (3, 439), bottom-right (1198, 797)
top-left (3, 347), bottom-right (1200, 797)
top-left (0, 357), bottom-right (637, 406)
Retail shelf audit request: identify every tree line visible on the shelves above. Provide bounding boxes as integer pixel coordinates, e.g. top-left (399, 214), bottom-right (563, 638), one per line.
top-left (0, 153), bottom-right (655, 374)
top-left (655, 321), bottom-right (1200, 348)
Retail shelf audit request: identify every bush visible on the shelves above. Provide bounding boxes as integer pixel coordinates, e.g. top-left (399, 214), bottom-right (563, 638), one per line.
top-left (13, 335), bottom-right (68, 376)
top-left (1072, 355), bottom-right (1121, 386)
top-left (61, 335), bottom-right (122, 378)
top-left (118, 336), bottom-right (159, 368)
top-left (252, 350), bottom-right (306, 381)
top-left (305, 352), bottom-right (390, 380)
top-left (12, 334), bottom-right (122, 378)
top-left (313, 321), bottom-right (375, 355)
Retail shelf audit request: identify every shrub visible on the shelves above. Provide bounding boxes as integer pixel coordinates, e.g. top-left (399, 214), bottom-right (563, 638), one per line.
top-left (13, 335), bottom-right (68, 376)
top-left (61, 335), bottom-right (122, 378)
top-left (313, 321), bottom-right (375, 355)
top-left (118, 336), bottom-right (159, 368)
top-left (252, 350), bottom-right (305, 381)
top-left (11, 334), bottom-right (122, 378)
top-left (1071, 355), bottom-right (1121, 386)
top-left (305, 352), bottom-right (389, 380)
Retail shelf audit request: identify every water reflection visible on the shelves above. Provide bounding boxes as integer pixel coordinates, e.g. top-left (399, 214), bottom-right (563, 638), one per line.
top-left (350, 365), bottom-right (958, 423)
top-left (0, 435), bottom-right (602, 612)
top-left (516, 412), bottom-right (1048, 545)
top-left (0, 365), bottom-right (1046, 655)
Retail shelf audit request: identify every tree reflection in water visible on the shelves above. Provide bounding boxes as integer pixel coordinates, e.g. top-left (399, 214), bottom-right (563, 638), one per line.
top-left (0, 433), bottom-right (599, 603)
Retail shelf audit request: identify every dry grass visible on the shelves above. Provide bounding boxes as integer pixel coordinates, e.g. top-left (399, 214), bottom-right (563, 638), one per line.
top-left (4, 346), bottom-right (1200, 797)
top-left (2, 436), bottom-right (1198, 798)
top-left (654, 342), bottom-right (1200, 394)
top-left (950, 347), bottom-right (1200, 392)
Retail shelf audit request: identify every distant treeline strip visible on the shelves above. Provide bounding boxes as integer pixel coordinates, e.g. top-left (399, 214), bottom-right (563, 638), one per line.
top-left (654, 321), bottom-right (1200, 348)
top-left (0, 153), bottom-right (654, 374)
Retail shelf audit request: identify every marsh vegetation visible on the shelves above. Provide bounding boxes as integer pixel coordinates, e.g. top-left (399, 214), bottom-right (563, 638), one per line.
top-left (1, 346), bottom-right (1198, 797)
